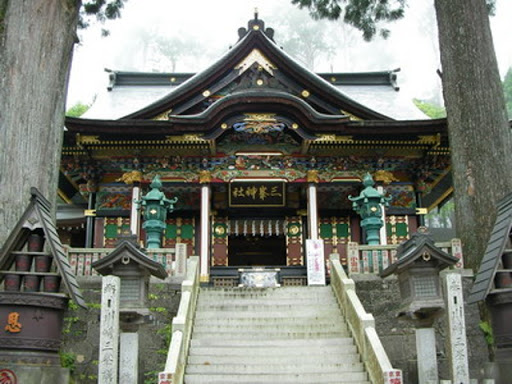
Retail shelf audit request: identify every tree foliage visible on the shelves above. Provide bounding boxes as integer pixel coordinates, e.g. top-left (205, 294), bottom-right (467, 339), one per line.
top-left (413, 99), bottom-right (446, 119)
top-left (291, 0), bottom-right (495, 41)
top-left (66, 102), bottom-right (91, 117)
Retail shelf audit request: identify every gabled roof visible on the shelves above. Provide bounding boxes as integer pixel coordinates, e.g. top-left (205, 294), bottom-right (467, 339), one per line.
top-left (92, 239), bottom-right (167, 280)
top-left (81, 16), bottom-right (426, 121)
top-left (467, 193), bottom-right (512, 304)
top-left (0, 188), bottom-right (86, 308)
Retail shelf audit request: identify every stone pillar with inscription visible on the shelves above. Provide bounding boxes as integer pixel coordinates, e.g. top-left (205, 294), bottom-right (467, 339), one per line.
top-left (98, 275), bottom-right (120, 384)
top-left (443, 272), bottom-right (470, 383)
top-left (175, 243), bottom-right (188, 278)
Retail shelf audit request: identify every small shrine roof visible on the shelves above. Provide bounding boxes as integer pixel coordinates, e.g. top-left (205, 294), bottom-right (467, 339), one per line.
top-left (92, 239), bottom-right (168, 279)
top-left (381, 228), bottom-right (459, 277)
top-left (467, 193), bottom-right (512, 304)
top-left (0, 188), bottom-right (86, 308)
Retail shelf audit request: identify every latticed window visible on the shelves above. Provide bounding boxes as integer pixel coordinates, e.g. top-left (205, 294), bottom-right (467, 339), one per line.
top-left (413, 275), bottom-right (438, 297)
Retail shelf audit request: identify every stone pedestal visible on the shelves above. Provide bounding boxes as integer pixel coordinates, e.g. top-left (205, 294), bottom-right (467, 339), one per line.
top-left (416, 327), bottom-right (439, 384)
top-left (0, 364), bottom-right (69, 384)
top-left (120, 332), bottom-right (139, 383)
top-left (0, 292), bottom-right (68, 366)
top-left (98, 275), bottom-right (120, 384)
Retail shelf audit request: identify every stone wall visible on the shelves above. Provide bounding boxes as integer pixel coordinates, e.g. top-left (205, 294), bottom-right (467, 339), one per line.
top-left (60, 280), bottom-right (181, 384)
top-left (352, 272), bottom-right (490, 383)
top-left (60, 273), bottom-right (489, 383)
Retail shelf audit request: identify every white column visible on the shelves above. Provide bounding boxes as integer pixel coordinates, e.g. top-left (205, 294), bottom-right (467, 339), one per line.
top-left (416, 327), bottom-right (439, 384)
top-left (130, 185), bottom-right (141, 238)
top-left (307, 183), bottom-right (318, 240)
top-left (119, 332), bottom-right (139, 383)
top-left (377, 186), bottom-right (387, 245)
top-left (200, 184), bottom-right (211, 281)
top-left (98, 275), bottom-right (120, 384)
top-left (444, 272), bottom-right (470, 383)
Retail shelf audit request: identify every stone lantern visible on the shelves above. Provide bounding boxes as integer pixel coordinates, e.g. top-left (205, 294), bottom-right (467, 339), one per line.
top-left (92, 239), bottom-right (167, 319)
top-left (381, 227), bottom-right (458, 324)
top-left (381, 227), bottom-right (458, 384)
top-left (137, 175), bottom-right (177, 249)
top-left (349, 173), bottom-right (391, 245)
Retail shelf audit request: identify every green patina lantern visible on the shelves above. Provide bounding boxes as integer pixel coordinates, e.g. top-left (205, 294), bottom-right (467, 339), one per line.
top-left (137, 175), bottom-right (178, 249)
top-left (349, 173), bottom-right (391, 245)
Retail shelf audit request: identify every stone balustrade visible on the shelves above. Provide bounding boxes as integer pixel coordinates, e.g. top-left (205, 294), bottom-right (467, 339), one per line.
top-left (330, 254), bottom-right (403, 384)
top-left (158, 256), bottom-right (200, 384)
top-left (346, 238), bottom-right (463, 275)
top-left (65, 247), bottom-right (176, 277)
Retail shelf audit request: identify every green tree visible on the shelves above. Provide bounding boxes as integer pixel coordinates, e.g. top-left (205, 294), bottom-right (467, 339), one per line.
top-left (413, 99), bottom-right (446, 119)
top-left (291, 0), bottom-right (512, 270)
top-left (504, 67), bottom-right (512, 119)
top-left (66, 102), bottom-right (91, 118)
top-left (0, 1), bottom-right (126, 244)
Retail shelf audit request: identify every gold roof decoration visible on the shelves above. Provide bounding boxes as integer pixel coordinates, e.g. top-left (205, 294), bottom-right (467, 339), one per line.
top-left (235, 49), bottom-right (277, 76)
top-left (116, 170), bottom-right (143, 184)
top-left (76, 134), bottom-right (101, 146)
top-left (314, 134), bottom-right (354, 144)
top-left (373, 170), bottom-right (399, 185)
top-left (165, 134), bottom-right (207, 144)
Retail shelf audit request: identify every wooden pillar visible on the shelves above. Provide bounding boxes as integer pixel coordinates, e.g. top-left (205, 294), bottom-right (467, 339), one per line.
top-left (85, 191), bottom-right (96, 248)
top-left (130, 185), bottom-right (141, 239)
top-left (200, 184), bottom-right (211, 282)
top-left (307, 183), bottom-right (318, 240)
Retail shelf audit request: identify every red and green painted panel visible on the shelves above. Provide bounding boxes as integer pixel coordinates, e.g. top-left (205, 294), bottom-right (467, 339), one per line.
top-left (102, 217), bottom-right (131, 248)
top-left (163, 217), bottom-right (195, 255)
top-left (319, 217), bottom-right (350, 265)
top-left (386, 215), bottom-right (410, 244)
top-left (211, 217), bottom-right (229, 266)
top-left (286, 216), bottom-right (303, 266)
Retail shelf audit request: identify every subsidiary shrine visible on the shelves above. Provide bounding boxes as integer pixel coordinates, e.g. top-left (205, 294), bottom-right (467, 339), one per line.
top-left (60, 13), bottom-right (452, 285)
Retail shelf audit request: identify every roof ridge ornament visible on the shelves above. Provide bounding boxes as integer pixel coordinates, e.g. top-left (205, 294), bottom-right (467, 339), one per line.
top-left (237, 12), bottom-right (275, 41)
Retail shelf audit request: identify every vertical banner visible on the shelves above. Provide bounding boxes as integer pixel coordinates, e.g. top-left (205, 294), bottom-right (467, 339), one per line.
top-left (347, 242), bottom-right (360, 274)
top-left (306, 239), bottom-right (326, 285)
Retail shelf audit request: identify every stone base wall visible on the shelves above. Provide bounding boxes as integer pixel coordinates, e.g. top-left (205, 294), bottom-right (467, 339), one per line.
top-left (352, 272), bottom-right (490, 383)
top-left (60, 274), bottom-right (489, 383)
top-left (60, 282), bottom-right (181, 384)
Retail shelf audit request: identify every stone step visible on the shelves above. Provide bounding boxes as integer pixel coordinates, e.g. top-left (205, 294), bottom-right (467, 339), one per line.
top-left (184, 372), bottom-right (369, 384)
top-left (188, 343), bottom-right (358, 356)
top-left (193, 316), bottom-right (346, 327)
top-left (196, 297), bottom-right (337, 306)
top-left (194, 308), bottom-right (341, 318)
top-left (201, 286), bottom-right (331, 295)
top-left (195, 303), bottom-right (339, 312)
top-left (185, 362), bottom-right (364, 375)
top-left (192, 323), bottom-right (348, 333)
top-left (191, 330), bottom-right (349, 339)
top-left (187, 352), bottom-right (360, 365)
top-left (198, 291), bottom-right (335, 299)
top-left (190, 336), bottom-right (354, 348)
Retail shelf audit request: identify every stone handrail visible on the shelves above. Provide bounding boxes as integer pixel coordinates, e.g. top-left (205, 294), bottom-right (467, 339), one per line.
top-left (330, 254), bottom-right (403, 384)
top-left (158, 256), bottom-right (199, 384)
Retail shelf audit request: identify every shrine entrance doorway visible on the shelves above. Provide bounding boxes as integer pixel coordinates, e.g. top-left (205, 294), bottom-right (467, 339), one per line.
top-left (228, 235), bottom-right (287, 267)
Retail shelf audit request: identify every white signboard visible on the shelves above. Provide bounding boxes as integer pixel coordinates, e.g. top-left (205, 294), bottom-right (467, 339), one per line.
top-left (306, 239), bottom-right (326, 286)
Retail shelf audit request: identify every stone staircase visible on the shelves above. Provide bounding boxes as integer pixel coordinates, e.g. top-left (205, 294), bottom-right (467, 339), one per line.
top-left (183, 286), bottom-right (371, 384)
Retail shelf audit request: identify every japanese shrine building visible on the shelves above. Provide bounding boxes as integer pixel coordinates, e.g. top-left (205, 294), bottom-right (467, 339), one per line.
top-left (60, 15), bottom-right (451, 284)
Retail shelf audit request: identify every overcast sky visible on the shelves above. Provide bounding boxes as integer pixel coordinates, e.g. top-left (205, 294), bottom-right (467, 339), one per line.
top-left (67, 0), bottom-right (512, 109)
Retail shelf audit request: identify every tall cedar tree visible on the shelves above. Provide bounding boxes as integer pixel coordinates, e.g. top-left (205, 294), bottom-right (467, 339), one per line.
top-left (0, 0), bottom-right (125, 244)
top-left (292, 0), bottom-right (512, 269)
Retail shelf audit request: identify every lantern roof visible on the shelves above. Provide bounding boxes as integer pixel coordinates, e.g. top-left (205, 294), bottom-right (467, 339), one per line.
top-left (92, 239), bottom-right (168, 280)
top-left (381, 227), bottom-right (459, 278)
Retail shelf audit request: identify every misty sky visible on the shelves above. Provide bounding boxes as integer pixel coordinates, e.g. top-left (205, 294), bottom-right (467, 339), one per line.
top-left (67, 0), bottom-right (512, 109)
